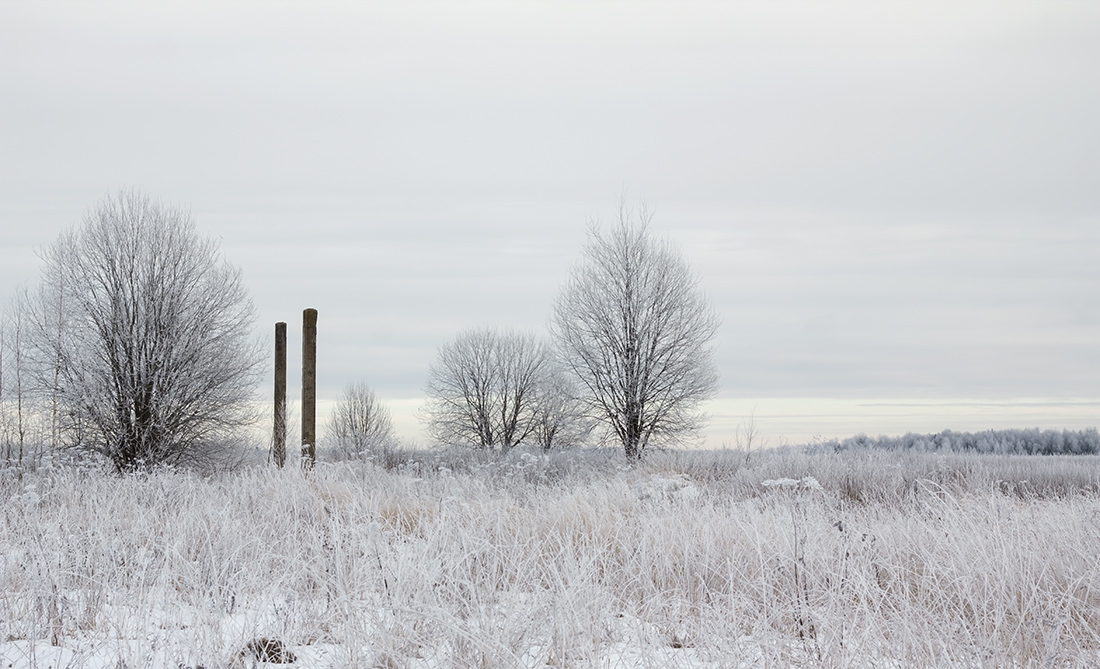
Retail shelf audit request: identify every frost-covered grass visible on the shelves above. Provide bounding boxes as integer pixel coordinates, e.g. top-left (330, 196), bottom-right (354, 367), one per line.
top-left (2, 447), bottom-right (1100, 668)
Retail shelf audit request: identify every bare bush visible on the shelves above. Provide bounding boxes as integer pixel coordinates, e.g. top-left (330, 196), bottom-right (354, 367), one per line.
top-left (551, 203), bottom-right (720, 459)
top-left (327, 381), bottom-right (395, 458)
top-left (423, 328), bottom-right (551, 451)
top-left (27, 191), bottom-right (263, 472)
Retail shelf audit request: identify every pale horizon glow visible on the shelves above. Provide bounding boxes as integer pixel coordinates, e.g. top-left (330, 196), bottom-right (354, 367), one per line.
top-left (289, 395), bottom-right (1100, 453)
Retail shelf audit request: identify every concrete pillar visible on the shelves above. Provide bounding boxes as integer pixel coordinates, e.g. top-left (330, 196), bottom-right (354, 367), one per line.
top-left (301, 309), bottom-right (317, 469)
top-left (273, 321), bottom-right (287, 468)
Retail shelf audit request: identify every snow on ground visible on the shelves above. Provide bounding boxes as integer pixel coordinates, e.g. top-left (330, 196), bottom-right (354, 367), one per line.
top-left (1, 603), bottom-right (779, 669)
top-left (4, 448), bottom-right (1100, 667)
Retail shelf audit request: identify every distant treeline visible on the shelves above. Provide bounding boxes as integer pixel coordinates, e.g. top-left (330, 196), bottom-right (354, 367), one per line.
top-left (821, 428), bottom-right (1100, 455)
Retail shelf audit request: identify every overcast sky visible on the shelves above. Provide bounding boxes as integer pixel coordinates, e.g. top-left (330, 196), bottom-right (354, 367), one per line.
top-left (2, 2), bottom-right (1098, 448)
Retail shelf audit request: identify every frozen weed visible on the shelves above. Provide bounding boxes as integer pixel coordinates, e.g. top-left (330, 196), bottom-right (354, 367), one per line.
top-left (1, 447), bottom-right (1099, 667)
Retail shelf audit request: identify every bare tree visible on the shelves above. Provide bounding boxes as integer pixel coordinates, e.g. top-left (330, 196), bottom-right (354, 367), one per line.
top-left (531, 362), bottom-right (594, 451)
top-left (550, 204), bottom-right (719, 459)
top-left (2, 291), bottom-right (52, 471)
top-left (328, 381), bottom-right (395, 458)
top-left (423, 328), bottom-right (550, 452)
top-left (28, 191), bottom-right (263, 472)
top-left (2, 290), bottom-right (32, 470)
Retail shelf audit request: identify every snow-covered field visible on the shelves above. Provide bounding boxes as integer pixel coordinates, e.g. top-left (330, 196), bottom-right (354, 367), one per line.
top-left (2, 447), bottom-right (1099, 668)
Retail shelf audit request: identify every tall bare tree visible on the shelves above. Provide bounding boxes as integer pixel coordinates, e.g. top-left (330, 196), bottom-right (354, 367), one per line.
top-left (551, 204), bottom-right (719, 459)
top-left (423, 328), bottom-right (550, 451)
top-left (328, 381), bottom-right (395, 457)
top-left (29, 191), bottom-right (263, 472)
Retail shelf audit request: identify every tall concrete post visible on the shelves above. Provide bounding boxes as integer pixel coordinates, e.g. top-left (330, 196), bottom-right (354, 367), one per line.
top-left (301, 308), bottom-right (317, 469)
top-left (273, 322), bottom-right (287, 468)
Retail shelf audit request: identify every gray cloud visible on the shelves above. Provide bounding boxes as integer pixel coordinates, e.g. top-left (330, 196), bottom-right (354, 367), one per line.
top-left (2, 2), bottom-right (1098, 445)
